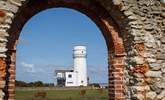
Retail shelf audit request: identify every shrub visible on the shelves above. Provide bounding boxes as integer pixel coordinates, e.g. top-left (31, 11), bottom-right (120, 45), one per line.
top-left (79, 90), bottom-right (86, 96)
top-left (34, 91), bottom-right (47, 98)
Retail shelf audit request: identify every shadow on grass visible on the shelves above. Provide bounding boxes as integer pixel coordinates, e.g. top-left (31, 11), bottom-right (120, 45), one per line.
top-left (23, 97), bottom-right (108, 100)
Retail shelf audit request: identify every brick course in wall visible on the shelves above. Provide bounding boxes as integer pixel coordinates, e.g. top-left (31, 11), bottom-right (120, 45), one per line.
top-left (0, 0), bottom-right (165, 100)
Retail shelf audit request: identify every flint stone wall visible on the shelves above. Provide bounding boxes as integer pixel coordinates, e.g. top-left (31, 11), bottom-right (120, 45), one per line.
top-left (0, 0), bottom-right (164, 100)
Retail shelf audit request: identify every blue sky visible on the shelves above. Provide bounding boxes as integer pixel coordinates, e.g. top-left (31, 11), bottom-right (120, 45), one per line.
top-left (16, 8), bottom-right (108, 83)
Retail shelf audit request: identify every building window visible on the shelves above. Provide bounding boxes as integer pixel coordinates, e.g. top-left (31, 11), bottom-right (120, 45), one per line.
top-left (68, 74), bottom-right (72, 78)
top-left (67, 82), bottom-right (73, 84)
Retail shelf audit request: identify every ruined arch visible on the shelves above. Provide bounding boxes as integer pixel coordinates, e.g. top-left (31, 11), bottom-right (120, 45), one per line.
top-left (1, 0), bottom-right (126, 100)
top-left (0, 0), bottom-right (165, 100)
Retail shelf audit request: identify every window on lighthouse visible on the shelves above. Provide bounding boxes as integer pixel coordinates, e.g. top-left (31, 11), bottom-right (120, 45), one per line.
top-left (81, 81), bottom-right (84, 83)
top-left (68, 74), bottom-right (72, 78)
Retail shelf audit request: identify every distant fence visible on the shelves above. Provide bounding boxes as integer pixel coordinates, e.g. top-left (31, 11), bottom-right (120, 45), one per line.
top-left (16, 86), bottom-right (101, 91)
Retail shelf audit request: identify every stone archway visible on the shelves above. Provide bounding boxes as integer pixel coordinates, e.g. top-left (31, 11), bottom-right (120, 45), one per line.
top-left (0, 0), bottom-right (126, 100)
top-left (1, 0), bottom-right (165, 100)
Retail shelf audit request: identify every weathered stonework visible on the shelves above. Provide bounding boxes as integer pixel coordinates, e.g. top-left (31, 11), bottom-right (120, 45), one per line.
top-left (118, 0), bottom-right (165, 99)
top-left (0, 0), bottom-right (164, 100)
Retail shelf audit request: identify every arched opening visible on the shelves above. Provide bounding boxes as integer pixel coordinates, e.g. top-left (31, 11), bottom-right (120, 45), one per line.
top-left (5, 0), bottom-right (126, 100)
top-left (15, 8), bottom-right (109, 99)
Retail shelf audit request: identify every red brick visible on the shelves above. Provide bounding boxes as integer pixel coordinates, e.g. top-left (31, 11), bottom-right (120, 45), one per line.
top-left (0, 58), bottom-right (6, 80)
top-left (0, 10), bottom-right (6, 17)
top-left (131, 64), bottom-right (149, 74)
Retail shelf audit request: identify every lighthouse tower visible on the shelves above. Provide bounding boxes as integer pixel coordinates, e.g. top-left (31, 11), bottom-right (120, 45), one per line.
top-left (73, 46), bottom-right (87, 86)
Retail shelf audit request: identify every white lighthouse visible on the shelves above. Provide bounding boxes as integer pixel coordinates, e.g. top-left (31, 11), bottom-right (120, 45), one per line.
top-left (73, 46), bottom-right (87, 86)
top-left (55, 45), bottom-right (88, 87)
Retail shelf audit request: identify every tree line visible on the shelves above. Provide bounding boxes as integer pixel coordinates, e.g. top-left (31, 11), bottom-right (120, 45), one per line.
top-left (16, 80), bottom-right (54, 87)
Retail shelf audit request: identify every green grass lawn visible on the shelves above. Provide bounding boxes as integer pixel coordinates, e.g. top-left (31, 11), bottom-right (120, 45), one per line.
top-left (16, 88), bottom-right (108, 100)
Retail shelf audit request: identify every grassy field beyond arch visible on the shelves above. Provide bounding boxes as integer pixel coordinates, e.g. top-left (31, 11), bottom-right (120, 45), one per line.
top-left (16, 87), bottom-right (108, 100)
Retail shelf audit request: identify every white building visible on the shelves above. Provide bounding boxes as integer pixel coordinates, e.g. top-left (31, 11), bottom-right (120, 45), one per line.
top-left (55, 46), bottom-right (88, 87)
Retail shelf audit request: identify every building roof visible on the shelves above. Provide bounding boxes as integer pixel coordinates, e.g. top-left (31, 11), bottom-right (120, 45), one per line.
top-left (55, 69), bottom-right (73, 73)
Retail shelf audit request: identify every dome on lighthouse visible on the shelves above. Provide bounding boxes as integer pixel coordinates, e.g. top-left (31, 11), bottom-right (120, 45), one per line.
top-left (73, 46), bottom-right (86, 50)
top-left (73, 46), bottom-right (87, 58)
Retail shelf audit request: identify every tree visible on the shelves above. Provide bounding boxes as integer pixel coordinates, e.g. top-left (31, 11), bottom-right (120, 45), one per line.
top-left (34, 81), bottom-right (44, 87)
top-left (89, 83), bottom-right (100, 88)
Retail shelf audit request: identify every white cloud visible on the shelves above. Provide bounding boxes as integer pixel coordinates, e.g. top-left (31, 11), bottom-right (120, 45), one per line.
top-left (88, 65), bottom-right (108, 75)
top-left (87, 65), bottom-right (108, 83)
top-left (17, 63), bottom-right (108, 83)
top-left (21, 62), bottom-right (35, 73)
top-left (17, 38), bottom-right (30, 45)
